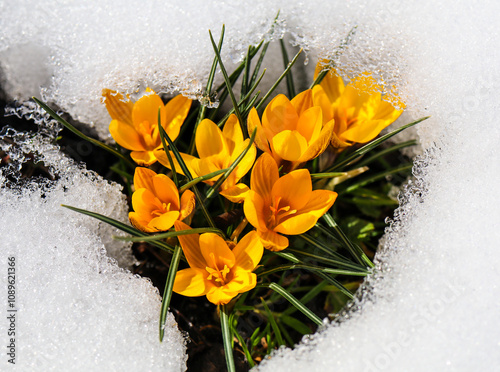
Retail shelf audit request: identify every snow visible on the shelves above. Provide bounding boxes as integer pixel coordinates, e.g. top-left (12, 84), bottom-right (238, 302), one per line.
top-left (1, 0), bottom-right (500, 371)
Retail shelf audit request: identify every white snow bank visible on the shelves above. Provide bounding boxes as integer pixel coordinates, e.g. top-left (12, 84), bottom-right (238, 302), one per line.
top-left (1, 0), bottom-right (500, 371)
top-left (0, 127), bottom-right (187, 371)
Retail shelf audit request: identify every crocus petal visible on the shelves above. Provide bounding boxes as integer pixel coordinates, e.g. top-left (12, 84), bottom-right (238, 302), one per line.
top-left (223, 269), bottom-right (257, 294)
top-left (231, 231), bottom-right (263, 271)
top-left (173, 268), bottom-right (214, 297)
top-left (164, 94), bottom-right (191, 140)
top-left (229, 139), bottom-right (257, 180)
top-left (274, 213), bottom-right (318, 235)
top-left (298, 118), bottom-right (335, 163)
top-left (262, 94), bottom-right (298, 134)
top-left (296, 189), bottom-right (338, 218)
top-left (153, 150), bottom-right (198, 178)
top-left (250, 153), bottom-right (279, 202)
top-left (271, 169), bottom-right (312, 211)
top-left (271, 130), bottom-right (308, 162)
top-left (109, 120), bottom-right (145, 151)
top-left (199, 233), bottom-right (235, 270)
top-left (129, 211), bottom-right (156, 233)
top-left (319, 70), bottom-right (345, 104)
top-left (312, 85), bottom-right (335, 124)
top-left (179, 190), bottom-right (196, 220)
top-left (296, 106), bottom-right (322, 143)
top-left (195, 119), bottom-right (227, 159)
top-left (256, 229), bottom-right (289, 251)
top-left (131, 188), bottom-right (160, 216)
top-left (219, 183), bottom-right (250, 203)
top-left (174, 221), bottom-right (207, 269)
top-left (247, 108), bottom-right (271, 153)
top-left (222, 114), bottom-right (243, 155)
top-left (152, 174), bottom-right (180, 209)
top-left (131, 92), bottom-right (166, 132)
top-left (206, 286), bottom-right (238, 305)
top-left (133, 167), bottom-right (157, 191)
top-left (148, 210), bottom-right (180, 231)
top-left (243, 191), bottom-right (268, 232)
top-left (130, 150), bottom-right (157, 166)
top-left (290, 89), bottom-right (313, 117)
top-left (341, 119), bottom-right (391, 144)
top-left (102, 89), bottom-right (134, 126)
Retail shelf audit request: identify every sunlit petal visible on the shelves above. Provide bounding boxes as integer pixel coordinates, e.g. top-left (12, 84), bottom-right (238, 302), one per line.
top-left (199, 233), bottom-right (235, 270)
top-left (298, 119), bottom-right (335, 163)
top-left (312, 85), bottom-right (334, 123)
top-left (164, 94), bottom-right (191, 140)
top-left (153, 174), bottom-right (180, 209)
top-left (206, 286), bottom-right (238, 305)
top-left (290, 89), bottom-right (313, 117)
top-left (256, 229), bottom-right (289, 251)
top-left (244, 191), bottom-right (268, 232)
top-left (130, 150), bottom-right (157, 166)
top-left (271, 130), bottom-right (308, 162)
top-left (195, 119), bottom-right (227, 159)
top-left (232, 231), bottom-right (263, 271)
top-left (179, 190), bottom-right (196, 220)
top-left (219, 183), bottom-right (250, 203)
top-left (247, 107), bottom-right (271, 153)
top-left (174, 221), bottom-right (207, 269)
top-left (295, 106), bottom-right (322, 143)
top-left (262, 94), bottom-right (298, 134)
top-left (131, 91), bottom-right (166, 132)
top-left (129, 211), bottom-right (156, 233)
top-left (109, 120), bottom-right (145, 151)
top-left (102, 89), bottom-right (134, 126)
top-left (223, 269), bottom-right (256, 293)
top-left (222, 114), bottom-right (243, 155)
top-left (133, 167), bottom-right (156, 191)
top-left (250, 153), bottom-right (279, 202)
top-left (173, 268), bottom-right (213, 297)
top-left (148, 210), bottom-right (180, 231)
top-left (297, 189), bottom-right (338, 218)
top-left (271, 169), bottom-right (312, 211)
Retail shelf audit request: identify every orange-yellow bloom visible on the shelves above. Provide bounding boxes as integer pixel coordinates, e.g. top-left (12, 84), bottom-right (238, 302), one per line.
top-left (247, 90), bottom-right (334, 171)
top-left (155, 114), bottom-right (256, 202)
top-left (312, 63), bottom-right (404, 149)
top-left (129, 167), bottom-right (195, 233)
top-left (244, 153), bottom-right (338, 251)
top-left (103, 88), bottom-right (191, 166)
top-left (173, 221), bottom-right (263, 305)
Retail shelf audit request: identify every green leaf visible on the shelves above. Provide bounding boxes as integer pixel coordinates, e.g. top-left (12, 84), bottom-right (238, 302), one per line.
top-left (159, 244), bottom-right (182, 341)
top-left (341, 163), bottom-right (413, 194)
top-left (158, 107), bottom-right (178, 187)
top-left (255, 48), bottom-right (303, 111)
top-left (260, 298), bottom-right (285, 346)
top-left (209, 27), bottom-right (245, 135)
top-left (220, 304), bottom-right (236, 372)
top-left (267, 283), bottom-right (323, 326)
top-left (282, 281), bottom-right (329, 317)
top-left (279, 314), bottom-right (311, 335)
top-left (355, 139), bottom-right (417, 168)
top-left (61, 204), bottom-right (176, 254)
top-left (279, 39), bottom-right (295, 98)
top-left (179, 168), bottom-right (228, 193)
top-left (113, 227), bottom-right (225, 242)
top-left (328, 116), bottom-right (429, 172)
top-left (32, 97), bottom-right (135, 168)
top-left (204, 127), bottom-right (257, 200)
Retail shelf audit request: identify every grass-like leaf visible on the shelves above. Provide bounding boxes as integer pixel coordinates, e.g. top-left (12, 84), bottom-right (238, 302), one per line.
top-left (61, 204), bottom-right (176, 254)
top-left (179, 169), bottom-right (227, 193)
top-left (159, 244), bottom-right (182, 342)
top-left (255, 48), bottom-right (303, 111)
top-left (158, 125), bottom-right (216, 228)
top-left (340, 163), bottom-right (413, 194)
top-left (158, 108), bottom-right (178, 186)
top-left (113, 227), bottom-right (225, 242)
top-left (204, 127), bottom-right (257, 200)
top-left (282, 281), bottom-right (328, 317)
top-left (220, 304), bottom-right (236, 372)
top-left (260, 297), bottom-right (285, 346)
top-left (33, 97), bottom-right (135, 168)
top-left (322, 213), bottom-right (374, 268)
top-left (257, 264), bottom-right (368, 278)
top-left (209, 27), bottom-right (245, 135)
top-left (355, 139), bottom-right (417, 168)
top-left (328, 116), bottom-right (430, 172)
top-left (279, 39), bottom-right (296, 98)
top-left (266, 283), bottom-right (323, 326)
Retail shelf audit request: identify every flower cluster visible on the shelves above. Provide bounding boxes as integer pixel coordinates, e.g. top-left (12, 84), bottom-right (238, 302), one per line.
top-left (103, 60), bottom-right (403, 306)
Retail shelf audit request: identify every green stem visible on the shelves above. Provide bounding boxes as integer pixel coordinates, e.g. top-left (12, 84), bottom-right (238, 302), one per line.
top-left (220, 304), bottom-right (235, 372)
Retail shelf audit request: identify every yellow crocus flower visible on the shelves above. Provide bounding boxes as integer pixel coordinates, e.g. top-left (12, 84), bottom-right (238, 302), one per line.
top-left (173, 221), bottom-right (263, 305)
top-left (312, 63), bottom-right (404, 149)
top-left (129, 167), bottom-right (195, 233)
top-left (155, 114), bottom-right (256, 202)
top-left (247, 90), bottom-right (334, 171)
top-left (103, 88), bottom-right (191, 166)
top-left (243, 153), bottom-right (338, 251)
